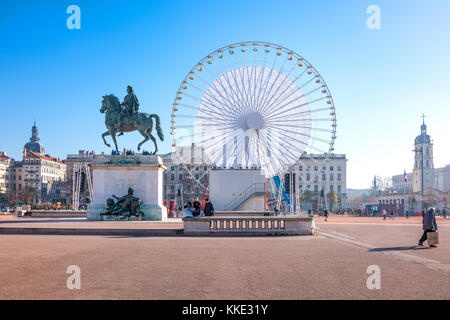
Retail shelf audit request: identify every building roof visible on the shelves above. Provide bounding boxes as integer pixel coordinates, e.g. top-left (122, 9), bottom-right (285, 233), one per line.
top-left (24, 149), bottom-right (65, 164)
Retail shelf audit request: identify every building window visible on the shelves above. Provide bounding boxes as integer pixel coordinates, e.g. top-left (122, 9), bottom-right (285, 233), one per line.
top-left (170, 186), bottom-right (175, 193)
top-left (170, 174), bottom-right (174, 181)
top-left (330, 185), bottom-right (334, 192)
top-left (337, 173), bottom-right (341, 181)
top-left (322, 174), bottom-right (326, 181)
top-left (306, 173), bottom-right (310, 181)
top-left (330, 166), bottom-right (334, 171)
top-left (337, 185), bottom-right (341, 193)
top-left (337, 166), bottom-right (341, 171)
top-left (170, 166), bottom-right (174, 171)
top-left (299, 166), bottom-right (303, 171)
top-left (330, 174), bottom-right (334, 181)
top-left (314, 185), bottom-right (318, 192)
top-left (179, 174), bottom-right (183, 180)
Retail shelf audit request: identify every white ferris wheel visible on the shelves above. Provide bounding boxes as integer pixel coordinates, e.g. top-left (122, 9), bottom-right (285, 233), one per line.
top-left (171, 41), bottom-right (337, 195)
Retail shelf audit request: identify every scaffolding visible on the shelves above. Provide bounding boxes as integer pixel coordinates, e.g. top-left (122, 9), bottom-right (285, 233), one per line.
top-left (72, 162), bottom-right (93, 210)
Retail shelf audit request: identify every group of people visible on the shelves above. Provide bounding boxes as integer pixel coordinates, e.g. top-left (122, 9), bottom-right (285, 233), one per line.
top-left (182, 196), bottom-right (214, 218)
top-left (382, 209), bottom-right (396, 220)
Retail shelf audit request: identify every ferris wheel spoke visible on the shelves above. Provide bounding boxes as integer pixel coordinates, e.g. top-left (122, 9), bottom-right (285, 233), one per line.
top-left (257, 55), bottom-right (289, 114)
top-left (265, 96), bottom-right (328, 122)
top-left (230, 52), bottom-right (254, 112)
top-left (254, 53), bottom-right (279, 111)
top-left (254, 51), bottom-right (269, 110)
top-left (265, 129), bottom-right (306, 160)
top-left (200, 93), bottom-right (241, 120)
top-left (264, 77), bottom-right (319, 118)
top-left (175, 114), bottom-right (233, 125)
top-left (259, 62), bottom-right (296, 116)
top-left (259, 68), bottom-right (309, 116)
top-left (202, 65), bottom-right (241, 111)
top-left (191, 81), bottom-right (241, 118)
top-left (203, 65), bottom-right (249, 116)
top-left (221, 55), bottom-right (251, 112)
top-left (210, 60), bottom-right (249, 112)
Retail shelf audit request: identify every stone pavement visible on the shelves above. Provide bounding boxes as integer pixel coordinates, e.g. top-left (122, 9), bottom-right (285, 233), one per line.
top-left (0, 215), bottom-right (449, 299)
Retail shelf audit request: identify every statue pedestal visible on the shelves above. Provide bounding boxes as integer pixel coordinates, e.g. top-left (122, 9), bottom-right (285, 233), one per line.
top-left (86, 154), bottom-right (167, 221)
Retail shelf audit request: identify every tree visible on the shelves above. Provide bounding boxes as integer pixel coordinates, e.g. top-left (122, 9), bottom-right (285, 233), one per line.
top-left (302, 190), bottom-right (313, 210)
top-left (327, 191), bottom-right (338, 209)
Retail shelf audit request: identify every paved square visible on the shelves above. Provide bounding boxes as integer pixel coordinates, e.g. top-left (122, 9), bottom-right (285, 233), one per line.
top-left (0, 216), bottom-right (449, 299)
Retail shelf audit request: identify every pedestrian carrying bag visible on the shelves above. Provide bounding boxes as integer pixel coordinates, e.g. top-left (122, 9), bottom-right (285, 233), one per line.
top-left (427, 232), bottom-right (439, 246)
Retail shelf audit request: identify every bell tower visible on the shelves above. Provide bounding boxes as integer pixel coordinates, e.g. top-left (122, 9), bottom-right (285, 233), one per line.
top-left (412, 115), bottom-right (435, 194)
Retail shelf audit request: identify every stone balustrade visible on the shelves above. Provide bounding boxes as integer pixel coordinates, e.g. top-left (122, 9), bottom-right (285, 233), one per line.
top-left (183, 215), bottom-right (313, 236)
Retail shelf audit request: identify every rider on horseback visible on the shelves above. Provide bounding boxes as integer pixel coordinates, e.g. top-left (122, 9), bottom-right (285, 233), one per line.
top-left (117, 85), bottom-right (139, 136)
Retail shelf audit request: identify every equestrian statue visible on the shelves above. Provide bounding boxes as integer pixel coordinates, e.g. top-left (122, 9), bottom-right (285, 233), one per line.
top-left (100, 85), bottom-right (164, 154)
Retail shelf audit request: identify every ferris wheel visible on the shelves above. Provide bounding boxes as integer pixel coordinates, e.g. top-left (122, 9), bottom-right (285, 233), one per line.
top-left (170, 41), bottom-right (337, 192)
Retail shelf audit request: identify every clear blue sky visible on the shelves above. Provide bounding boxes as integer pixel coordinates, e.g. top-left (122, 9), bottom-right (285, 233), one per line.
top-left (1, 0), bottom-right (449, 188)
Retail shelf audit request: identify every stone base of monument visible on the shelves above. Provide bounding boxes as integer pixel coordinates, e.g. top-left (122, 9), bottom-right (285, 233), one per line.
top-left (86, 154), bottom-right (167, 221)
top-left (87, 204), bottom-right (167, 221)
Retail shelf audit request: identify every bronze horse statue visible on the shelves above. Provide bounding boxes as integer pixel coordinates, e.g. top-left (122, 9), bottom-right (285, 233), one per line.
top-left (100, 94), bottom-right (164, 154)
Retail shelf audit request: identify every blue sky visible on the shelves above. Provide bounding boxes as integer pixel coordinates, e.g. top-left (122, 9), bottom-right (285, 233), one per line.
top-left (1, 0), bottom-right (449, 188)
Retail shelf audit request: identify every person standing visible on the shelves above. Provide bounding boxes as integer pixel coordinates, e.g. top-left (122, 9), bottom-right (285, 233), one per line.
top-left (203, 198), bottom-right (214, 216)
top-left (418, 207), bottom-right (438, 247)
top-left (182, 201), bottom-right (194, 218)
top-left (443, 208), bottom-right (447, 219)
top-left (405, 210), bottom-right (409, 220)
top-left (192, 196), bottom-right (201, 217)
top-left (324, 208), bottom-right (329, 222)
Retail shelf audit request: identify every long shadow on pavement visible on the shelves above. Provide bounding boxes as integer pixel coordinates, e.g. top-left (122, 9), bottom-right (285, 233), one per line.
top-left (370, 246), bottom-right (430, 252)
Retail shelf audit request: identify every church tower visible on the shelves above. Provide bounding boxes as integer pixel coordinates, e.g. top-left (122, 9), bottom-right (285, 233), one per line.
top-left (24, 121), bottom-right (46, 155)
top-left (412, 116), bottom-right (435, 194)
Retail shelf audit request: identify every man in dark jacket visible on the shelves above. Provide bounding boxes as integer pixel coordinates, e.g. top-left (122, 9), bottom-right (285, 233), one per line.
top-left (418, 207), bottom-right (438, 247)
top-left (203, 198), bottom-right (214, 216)
top-left (192, 197), bottom-right (201, 217)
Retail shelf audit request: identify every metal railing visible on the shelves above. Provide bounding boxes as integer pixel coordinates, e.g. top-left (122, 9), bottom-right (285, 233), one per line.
top-left (223, 183), bottom-right (266, 211)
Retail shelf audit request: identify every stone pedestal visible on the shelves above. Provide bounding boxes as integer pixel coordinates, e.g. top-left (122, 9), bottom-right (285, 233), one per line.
top-left (86, 154), bottom-right (167, 221)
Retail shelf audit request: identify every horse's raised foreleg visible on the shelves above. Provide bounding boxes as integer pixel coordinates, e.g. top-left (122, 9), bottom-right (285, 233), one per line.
top-left (102, 131), bottom-right (111, 148)
top-left (137, 129), bottom-right (150, 152)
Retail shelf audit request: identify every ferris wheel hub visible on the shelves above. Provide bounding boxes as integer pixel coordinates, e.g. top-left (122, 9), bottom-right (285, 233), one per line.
top-left (245, 112), bottom-right (265, 130)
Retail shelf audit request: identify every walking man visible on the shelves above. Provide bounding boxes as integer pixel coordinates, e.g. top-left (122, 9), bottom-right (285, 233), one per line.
top-left (418, 207), bottom-right (438, 247)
